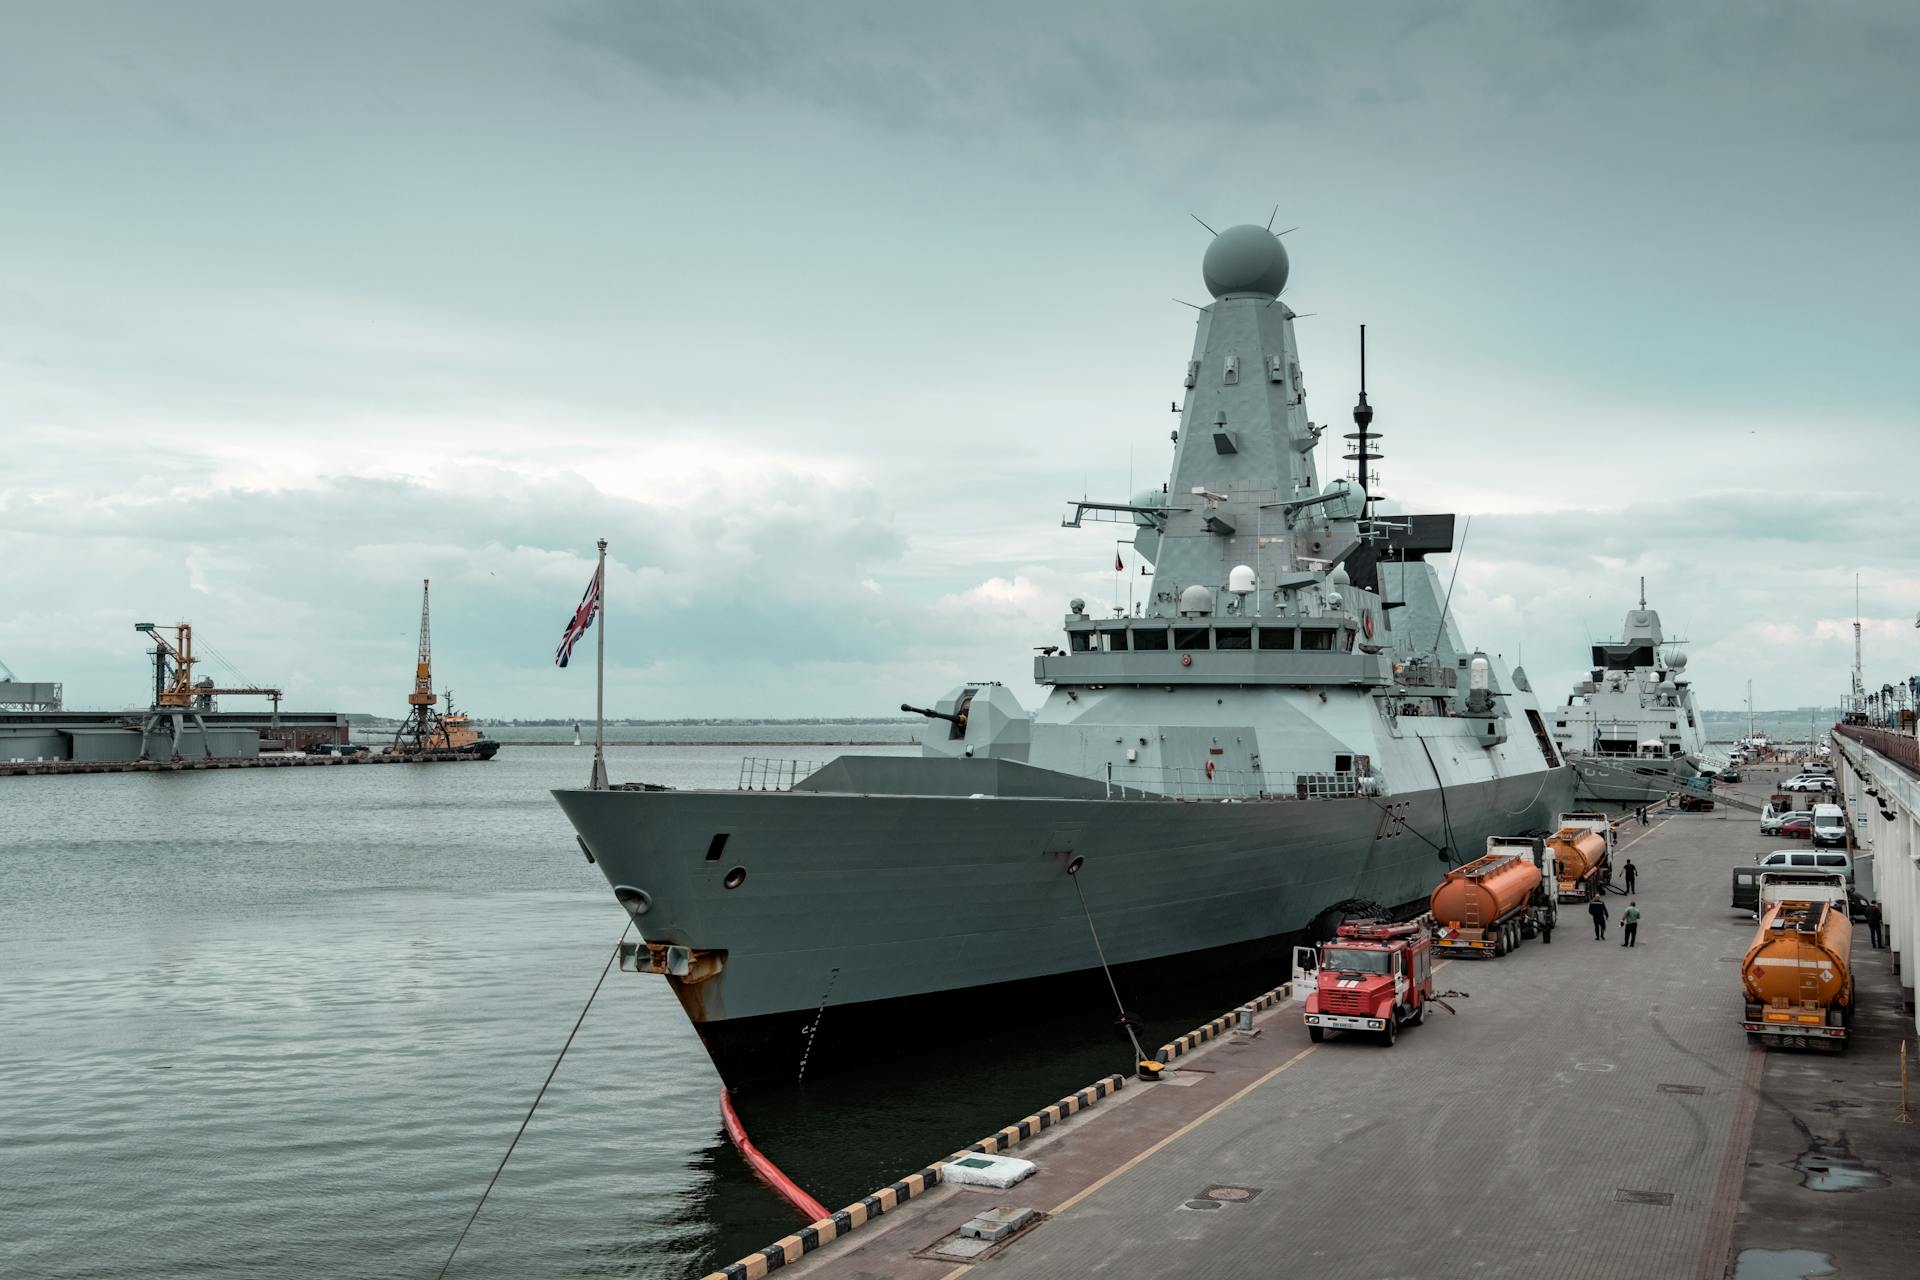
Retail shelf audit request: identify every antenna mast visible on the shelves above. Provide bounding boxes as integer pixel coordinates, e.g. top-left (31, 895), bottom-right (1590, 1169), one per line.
top-left (1344, 325), bottom-right (1380, 519)
top-left (1850, 573), bottom-right (1865, 711)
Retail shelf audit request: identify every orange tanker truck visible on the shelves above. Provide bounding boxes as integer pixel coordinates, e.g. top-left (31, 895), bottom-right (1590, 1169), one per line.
top-left (1742, 871), bottom-right (1854, 1050)
top-left (1430, 837), bottom-right (1559, 957)
top-left (1547, 812), bottom-right (1615, 902)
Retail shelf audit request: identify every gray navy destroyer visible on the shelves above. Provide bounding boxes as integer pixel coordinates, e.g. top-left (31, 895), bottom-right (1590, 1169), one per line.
top-left (555, 224), bottom-right (1576, 1088)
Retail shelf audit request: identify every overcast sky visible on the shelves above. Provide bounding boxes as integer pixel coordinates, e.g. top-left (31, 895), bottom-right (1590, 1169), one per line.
top-left (3, 1), bottom-right (1916, 720)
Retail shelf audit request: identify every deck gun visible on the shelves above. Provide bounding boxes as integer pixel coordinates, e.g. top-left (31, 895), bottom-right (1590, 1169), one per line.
top-left (900, 701), bottom-right (969, 737)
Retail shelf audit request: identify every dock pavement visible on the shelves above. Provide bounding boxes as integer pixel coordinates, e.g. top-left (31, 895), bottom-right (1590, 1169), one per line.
top-left (770, 772), bottom-right (1918, 1280)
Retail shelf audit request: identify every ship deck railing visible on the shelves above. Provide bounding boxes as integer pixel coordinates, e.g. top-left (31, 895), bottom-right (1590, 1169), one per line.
top-left (737, 756), bottom-right (821, 791)
top-left (1105, 765), bottom-right (1382, 802)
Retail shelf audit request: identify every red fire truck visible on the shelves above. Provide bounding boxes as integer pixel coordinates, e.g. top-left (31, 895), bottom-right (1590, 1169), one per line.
top-left (1298, 920), bottom-right (1435, 1045)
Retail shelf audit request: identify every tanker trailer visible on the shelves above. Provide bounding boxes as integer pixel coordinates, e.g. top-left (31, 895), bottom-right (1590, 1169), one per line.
top-left (1741, 871), bottom-right (1854, 1050)
top-left (1548, 827), bottom-right (1612, 902)
top-left (1431, 845), bottom-right (1547, 958)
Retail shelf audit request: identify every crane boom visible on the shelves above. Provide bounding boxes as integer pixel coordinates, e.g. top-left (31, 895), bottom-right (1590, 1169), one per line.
top-left (410, 579), bottom-right (436, 707)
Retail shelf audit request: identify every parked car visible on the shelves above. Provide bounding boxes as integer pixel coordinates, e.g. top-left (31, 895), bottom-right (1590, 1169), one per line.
top-left (1758, 847), bottom-right (1854, 884)
top-left (1761, 809), bottom-right (1812, 835)
top-left (1719, 765), bottom-right (1743, 783)
top-left (1775, 816), bottom-right (1814, 839)
top-left (1811, 803), bottom-right (1849, 848)
top-left (1782, 774), bottom-right (1835, 792)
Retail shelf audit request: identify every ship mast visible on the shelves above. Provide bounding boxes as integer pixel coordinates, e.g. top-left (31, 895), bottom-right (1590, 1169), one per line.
top-left (1344, 325), bottom-right (1380, 519)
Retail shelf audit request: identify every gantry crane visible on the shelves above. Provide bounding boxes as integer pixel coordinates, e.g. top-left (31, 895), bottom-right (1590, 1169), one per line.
top-left (132, 621), bottom-right (283, 759)
top-left (394, 579), bottom-right (454, 752)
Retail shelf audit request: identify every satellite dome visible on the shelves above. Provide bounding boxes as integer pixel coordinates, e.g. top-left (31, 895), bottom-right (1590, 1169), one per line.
top-left (1227, 564), bottom-right (1257, 595)
top-left (1202, 224), bottom-right (1290, 300)
top-left (1669, 651), bottom-right (1689, 671)
top-left (1179, 584), bottom-right (1215, 617)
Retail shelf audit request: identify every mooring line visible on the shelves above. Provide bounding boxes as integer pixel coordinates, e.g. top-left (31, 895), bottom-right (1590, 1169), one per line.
top-left (1070, 866), bottom-right (1149, 1065)
top-left (435, 919), bottom-right (633, 1279)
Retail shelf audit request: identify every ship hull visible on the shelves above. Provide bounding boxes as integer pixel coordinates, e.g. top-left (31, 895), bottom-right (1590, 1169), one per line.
top-left (556, 763), bottom-right (1574, 1087)
top-left (1568, 753), bottom-right (1695, 802)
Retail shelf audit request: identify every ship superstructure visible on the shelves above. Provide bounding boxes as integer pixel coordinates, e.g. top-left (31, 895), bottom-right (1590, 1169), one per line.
top-left (554, 224), bottom-right (1574, 1088)
top-left (1549, 581), bottom-right (1705, 800)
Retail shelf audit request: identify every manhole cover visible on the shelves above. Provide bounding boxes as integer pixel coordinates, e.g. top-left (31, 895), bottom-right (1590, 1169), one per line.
top-left (1201, 1185), bottom-right (1264, 1202)
top-left (1615, 1188), bottom-right (1674, 1206)
top-left (1658, 1083), bottom-right (1706, 1095)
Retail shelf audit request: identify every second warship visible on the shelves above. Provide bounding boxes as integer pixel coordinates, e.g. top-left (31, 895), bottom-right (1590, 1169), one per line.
top-left (1547, 582), bottom-right (1705, 801)
top-left (555, 224), bottom-right (1576, 1088)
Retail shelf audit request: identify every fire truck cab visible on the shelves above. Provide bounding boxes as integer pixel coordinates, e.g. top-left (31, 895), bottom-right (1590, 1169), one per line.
top-left (1299, 920), bottom-right (1434, 1046)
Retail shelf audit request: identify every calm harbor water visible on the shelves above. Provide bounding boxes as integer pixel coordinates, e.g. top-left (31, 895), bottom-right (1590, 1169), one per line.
top-left (0, 737), bottom-right (1257, 1278)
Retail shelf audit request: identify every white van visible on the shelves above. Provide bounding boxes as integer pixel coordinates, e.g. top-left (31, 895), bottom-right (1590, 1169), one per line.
top-left (1757, 847), bottom-right (1853, 882)
top-left (1810, 803), bottom-right (1848, 848)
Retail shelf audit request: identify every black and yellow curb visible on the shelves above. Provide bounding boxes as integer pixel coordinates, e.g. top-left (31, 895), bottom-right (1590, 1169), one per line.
top-left (945, 1072), bottom-right (1127, 1159)
top-left (697, 1073), bottom-right (1127, 1280)
top-left (1155, 980), bottom-right (1292, 1064)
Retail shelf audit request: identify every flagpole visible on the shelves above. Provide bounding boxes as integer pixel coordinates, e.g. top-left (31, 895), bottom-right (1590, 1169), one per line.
top-left (590, 538), bottom-right (608, 791)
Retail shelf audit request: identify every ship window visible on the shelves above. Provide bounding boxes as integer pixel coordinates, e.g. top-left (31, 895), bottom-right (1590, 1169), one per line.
top-left (1133, 627), bottom-right (1169, 651)
top-left (1556, 720), bottom-right (1567, 728)
top-left (1342, 629), bottom-right (1355, 651)
top-left (1098, 629), bottom-right (1129, 653)
top-left (1174, 627), bottom-right (1210, 650)
top-left (704, 833), bottom-right (730, 863)
top-left (1335, 753), bottom-right (1353, 773)
top-left (1069, 631), bottom-right (1093, 653)
top-left (1258, 627), bottom-right (1295, 650)
top-left (1302, 629), bottom-right (1334, 651)
top-left (1214, 627), bottom-right (1251, 651)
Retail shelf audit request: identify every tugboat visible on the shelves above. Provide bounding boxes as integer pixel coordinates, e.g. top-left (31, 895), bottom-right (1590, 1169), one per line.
top-left (554, 223), bottom-right (1573, 1089)
top-left (1547, 580), bottom-right (1704, 801)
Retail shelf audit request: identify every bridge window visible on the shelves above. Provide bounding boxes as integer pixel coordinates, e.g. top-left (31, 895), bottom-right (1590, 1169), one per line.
top-left (1214, 627), bottom-right (1251, 651)
top-left (1133, 627), bottom-right (1169, 651)
top-left (1098, 630), bottom-right (1129, 653)
top-left (1342, 629), bottom-right (1355, 651)
top-left (1174, 627), bottom-right (1210, 650)
top-left (1069, 631), bottom-right (1093, 653)
top-left (1258, 627), bottom-right (1295, 650)
top-left (1302, 629), bottom-right (1334, 651)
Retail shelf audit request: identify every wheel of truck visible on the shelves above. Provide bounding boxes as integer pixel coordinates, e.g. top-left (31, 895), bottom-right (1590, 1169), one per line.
top-left (1507, 921), bottom-right (1522, 951)
top-left (1308, 1025), bottom-right (1324, 1043)
top-left (1381, 1014), bottom-right (1397, 1046)
top-left (1409, 1003), bottom-right (1425, 1026)
top-left (1492, 928), bottom-right (1507, 957)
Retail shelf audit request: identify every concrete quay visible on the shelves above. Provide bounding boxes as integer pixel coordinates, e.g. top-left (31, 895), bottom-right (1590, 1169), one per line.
top-left (766, 781), bottom-right (1918, 1280)
top-left (0, 749), bottom-right (490, 777)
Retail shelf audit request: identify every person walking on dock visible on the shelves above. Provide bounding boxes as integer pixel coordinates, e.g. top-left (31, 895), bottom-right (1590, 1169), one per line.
top-left (1621, 901), bottom-right (1640, 948)
top-left (1589, 897), bottom-right (1609, 941)
top-left (1866, 900), bottom-right (1884, 948)
top-left (1623, 858), bottom-right (1638, 894)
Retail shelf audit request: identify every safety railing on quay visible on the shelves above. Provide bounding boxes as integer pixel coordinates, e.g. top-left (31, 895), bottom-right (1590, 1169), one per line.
top-left (1834, 723), bottom-right (1920, 776)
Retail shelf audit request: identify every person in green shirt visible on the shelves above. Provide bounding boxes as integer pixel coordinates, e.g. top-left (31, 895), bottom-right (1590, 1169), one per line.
top-left (1621, 902), bottom-right (1641, 948)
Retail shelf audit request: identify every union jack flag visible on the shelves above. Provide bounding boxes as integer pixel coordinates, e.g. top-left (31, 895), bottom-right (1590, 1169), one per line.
top-left (554, 564), bottom-right (602, 668)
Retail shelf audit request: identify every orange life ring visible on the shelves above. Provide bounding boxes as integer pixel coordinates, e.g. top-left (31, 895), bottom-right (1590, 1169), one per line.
top-left (1181, 653), bottom-right (1193, 667)
top-left (1205, 759), bottom-right (1215, 778)
top-left (1362, 610), bottom-right (1375, 640)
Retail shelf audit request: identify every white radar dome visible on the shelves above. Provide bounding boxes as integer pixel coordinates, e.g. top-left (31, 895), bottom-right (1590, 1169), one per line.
top-left (1179, 584), bottom-right (1215, 617)
top-left (1669, 652), bottom-right (1688, 671)
top-left (1202, 224), bottom-right (1290, 300)
top-left (1227, 564), bottom-right (1257, 595)
top-left (1319, 477), bottom-right (1363, 521)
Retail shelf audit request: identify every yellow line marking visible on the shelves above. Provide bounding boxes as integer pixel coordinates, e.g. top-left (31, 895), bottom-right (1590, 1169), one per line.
top-left (935, 1266), bottom-right (973, 1280)
top-left (1048, 1041), bottom-right (1320, 1217)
